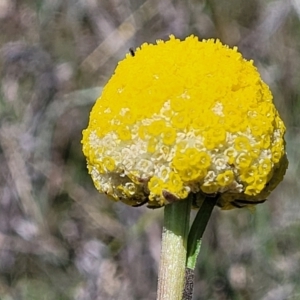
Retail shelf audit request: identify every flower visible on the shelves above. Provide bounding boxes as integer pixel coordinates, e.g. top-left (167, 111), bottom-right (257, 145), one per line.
top-left (82, 35), bottom-right (288, 209)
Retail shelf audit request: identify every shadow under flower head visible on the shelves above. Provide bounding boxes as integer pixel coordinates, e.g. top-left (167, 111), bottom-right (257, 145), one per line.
top-left (82, 35), bottom-right (288, 210)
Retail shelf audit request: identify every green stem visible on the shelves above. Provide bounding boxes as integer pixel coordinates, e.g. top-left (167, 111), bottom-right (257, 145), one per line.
top-left (157, 196), bottom-right (192, 300)
top-left (183, 195), bottom-right (218, 300)
top-left (186, 195), bottom-right (217, 269)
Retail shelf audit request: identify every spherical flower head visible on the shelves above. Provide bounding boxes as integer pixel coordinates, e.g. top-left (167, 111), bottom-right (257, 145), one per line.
top-left (82, 35), bottom-right (288, 210)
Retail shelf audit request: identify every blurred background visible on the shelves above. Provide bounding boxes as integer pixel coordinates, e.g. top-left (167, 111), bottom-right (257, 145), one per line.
top-left (0, 0), bottom-right (299, 299)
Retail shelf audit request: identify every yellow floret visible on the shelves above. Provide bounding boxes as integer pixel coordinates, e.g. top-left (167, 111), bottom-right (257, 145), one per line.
top-left (170, 98), bottom-right (186, 112)
top-left (216, 170), bottom-right (234, 187)
top-left (171, 111), bottom-right (190, 129)
top-left (167, 172), bottom-right (188, 198)
top-left (180, 167), bottom-right (207, 182)
top-left (116, 127), bottom-right (131, 141)
top-left (198, 152), bottom-right (211, 169)
top-left (148, 120), bottom-right (167, 136)
top-left (102, 157), bottom-right (116, 172)
top-left (203, 127), bottom-right (226, 150)
top-left (240, 166), bottom-right (257, 184)
top-left (201, 182), bottom-right (219, 194)
top-left (148, 176), bottom-right (165, 197)
top-left (258, 158), bottom-right (272, 176)
top-left (117, 182), bottom-right (137, 197)
top-left (147, 137), bottom-right (158, 153)
top-left (236, 153), bottom-right (253, 169)
top-left (162, 127), bottom-right (177, 145)
top-left (234, 136), bottom-right (251, 152)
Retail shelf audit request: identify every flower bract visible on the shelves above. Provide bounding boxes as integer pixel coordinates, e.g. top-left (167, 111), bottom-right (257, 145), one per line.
top-left (82, 35), bottom-right (288, 209)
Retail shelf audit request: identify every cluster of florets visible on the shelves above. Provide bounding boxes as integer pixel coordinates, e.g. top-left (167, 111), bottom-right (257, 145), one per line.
top-left (82, 35), bottom-right (287, 209)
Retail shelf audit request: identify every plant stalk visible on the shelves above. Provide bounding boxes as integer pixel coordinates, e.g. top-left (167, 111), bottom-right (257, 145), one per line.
top-left (157, 196), bottom-right (192, 300)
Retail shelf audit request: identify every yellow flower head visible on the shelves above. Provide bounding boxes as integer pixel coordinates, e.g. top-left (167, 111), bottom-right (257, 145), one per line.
top-left (82, 35), bottom-right (288, 209)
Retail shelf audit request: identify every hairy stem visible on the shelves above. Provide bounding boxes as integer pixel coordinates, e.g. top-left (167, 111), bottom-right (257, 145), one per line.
top-left (157, 196), bottom-right (192, 300)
